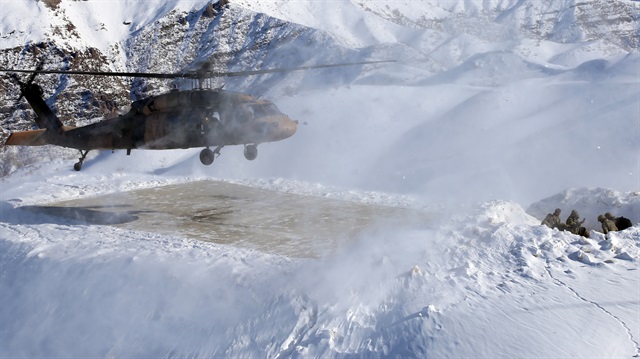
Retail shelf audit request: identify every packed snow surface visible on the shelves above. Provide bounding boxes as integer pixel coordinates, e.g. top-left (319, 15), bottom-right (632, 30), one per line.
top-left (1, 0), bottom-right (639, 357)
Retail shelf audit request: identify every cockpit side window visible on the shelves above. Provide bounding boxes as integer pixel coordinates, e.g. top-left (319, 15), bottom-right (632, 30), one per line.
top-left (250, 104), bottom-right (281, 118)
top-left (234, 105), bottom-right (253, 123)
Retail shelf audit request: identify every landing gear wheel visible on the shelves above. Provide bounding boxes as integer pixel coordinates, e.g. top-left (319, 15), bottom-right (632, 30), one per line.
top-left (200, 148), bottom-right (215, 165)
top-left (74, 150), bottom-right (90, 171)
top-left (244, 144), bottom-right (258, 161)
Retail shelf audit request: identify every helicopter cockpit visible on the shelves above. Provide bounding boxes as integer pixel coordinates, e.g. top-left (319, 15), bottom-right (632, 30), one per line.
top-left (237, 102), bottom-right (283, 121)
top-left (249, 103), bottom-right (282, 118)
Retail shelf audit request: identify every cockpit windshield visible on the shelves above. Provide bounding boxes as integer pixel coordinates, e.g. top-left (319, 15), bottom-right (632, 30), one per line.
top-left (250, 104), bottom-right (281, 118)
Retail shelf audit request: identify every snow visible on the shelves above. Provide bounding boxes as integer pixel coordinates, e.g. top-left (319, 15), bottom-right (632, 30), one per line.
top-left (234, 0), bottom-right (407, 47)
top-left (0, 0), bottom-right (212, 67)
top-left (0, 1), bottom-right (49, 48)
top-left (2, 176), bottom-right (639, 356)
top-left (1, 0), bottom-right (640, 357)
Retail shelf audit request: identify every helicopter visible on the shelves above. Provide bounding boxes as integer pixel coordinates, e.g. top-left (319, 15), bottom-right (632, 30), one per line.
top-left (1, 60), bottom-right (391, 171)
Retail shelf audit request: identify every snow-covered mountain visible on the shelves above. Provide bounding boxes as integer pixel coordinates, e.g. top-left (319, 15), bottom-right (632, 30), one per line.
top-left (1, 0), bottom-right (639, 357)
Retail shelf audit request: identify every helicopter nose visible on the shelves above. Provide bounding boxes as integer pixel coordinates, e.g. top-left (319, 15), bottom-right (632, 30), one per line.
top-left (280, 116), bottom-right (297, 139)
top-left (258, 115), bottom-right (298, 141)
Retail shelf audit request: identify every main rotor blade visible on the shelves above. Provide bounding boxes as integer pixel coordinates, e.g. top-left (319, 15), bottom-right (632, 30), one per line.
top-left (208, 60), bottom-right (396, 78)
top-left (0, 60), bottom-right (394, 80)
top-left (0, 68), bottom-right (181, 79)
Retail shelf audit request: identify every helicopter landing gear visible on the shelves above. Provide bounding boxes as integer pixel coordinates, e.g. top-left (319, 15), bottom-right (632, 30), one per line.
top-left (199, 146), bottom-right (223, 165)
top-left (74, 150), bottom-right (90, 171)
top-left (200, 148), bottom-right (214, 165)
top-left (244, 144), bottom-right (258, 161)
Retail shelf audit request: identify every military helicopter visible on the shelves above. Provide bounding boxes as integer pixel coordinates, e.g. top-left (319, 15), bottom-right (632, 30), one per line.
top-left (1, 60), bottom-right (390, 171)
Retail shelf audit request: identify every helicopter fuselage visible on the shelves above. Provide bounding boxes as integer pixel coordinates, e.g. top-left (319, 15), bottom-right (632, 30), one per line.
top-left (49, 89), bottom-right (297, 151)
top-left (3, 58), bottom-right (390, 170)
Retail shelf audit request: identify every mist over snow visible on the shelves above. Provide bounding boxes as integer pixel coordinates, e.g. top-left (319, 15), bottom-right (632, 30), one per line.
top-left (250, 57), bottom-right (640, 206)
top-left (1, 0), bottom-right (640, 358)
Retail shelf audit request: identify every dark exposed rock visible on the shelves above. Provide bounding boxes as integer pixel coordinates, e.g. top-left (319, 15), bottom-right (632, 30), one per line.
top-left (41, 0), bottom-right (62, 10)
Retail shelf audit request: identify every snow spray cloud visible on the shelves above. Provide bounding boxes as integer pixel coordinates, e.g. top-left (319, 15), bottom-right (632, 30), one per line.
top-left (3, 183), bottom-right (640, 357)
top-left (236, 53), bottom-right (640, 208)
top-left (1, 210), bottom-right (464, 357)
top-left (209, 1), bottom-right (640, 208)
top-left (0, 216), bottom-right (429, 357)
top-left (2, 198), bottom-right (584, 357)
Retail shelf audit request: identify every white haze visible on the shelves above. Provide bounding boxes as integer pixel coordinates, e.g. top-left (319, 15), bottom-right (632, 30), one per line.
top-left (1, 0), bottom-right (640, 358)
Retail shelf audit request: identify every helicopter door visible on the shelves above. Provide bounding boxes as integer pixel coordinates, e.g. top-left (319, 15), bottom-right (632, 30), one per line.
top-left (144, 113), bottom-right (168, 148)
